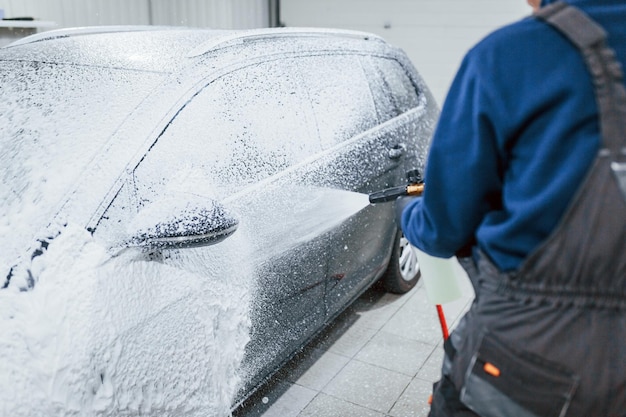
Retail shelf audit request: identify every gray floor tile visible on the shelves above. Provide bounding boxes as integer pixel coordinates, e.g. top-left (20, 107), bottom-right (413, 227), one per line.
top-left (299, 393), bottom-right (387, 417)
top-left (311, 317), bottom-right (379, 358)
top-left (389, 377), bottom-right (433, 417)
top-left (355, 331), bottom-right (436, 376)
top-left (322, 360), bottom-right (412, 413)
top-left (283, 347), bottom-right (351, 391)
top-left (349, 287), bottom-right (417, 330)
top-left (381, 289), bottom-right (445, 345)
top-left (245, 382), bottom-right (317, 417)
top-left (403, 285), bottom-right (434, 311)
top-left (416, 350), bottom-right (444, 383)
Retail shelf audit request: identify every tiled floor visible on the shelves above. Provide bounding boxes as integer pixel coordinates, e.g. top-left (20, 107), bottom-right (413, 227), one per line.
top-left (235, 264), bottom-right (475, 417)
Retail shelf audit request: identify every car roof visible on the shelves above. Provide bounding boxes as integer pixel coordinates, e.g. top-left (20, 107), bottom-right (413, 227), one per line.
top-left (1, 26), bottom-right (389, 73)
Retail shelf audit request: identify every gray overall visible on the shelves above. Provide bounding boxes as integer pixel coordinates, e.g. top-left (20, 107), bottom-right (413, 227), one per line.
top-left (429, 3), bottom-right (626, 417)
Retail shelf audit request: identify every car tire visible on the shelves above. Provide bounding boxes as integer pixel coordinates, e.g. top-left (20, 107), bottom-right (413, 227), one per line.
top-left (381, 229), bottom-right (421, 294)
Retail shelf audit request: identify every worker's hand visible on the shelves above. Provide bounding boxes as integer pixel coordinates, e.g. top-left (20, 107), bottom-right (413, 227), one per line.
top-left (394, 195), bottom-right (420, 227)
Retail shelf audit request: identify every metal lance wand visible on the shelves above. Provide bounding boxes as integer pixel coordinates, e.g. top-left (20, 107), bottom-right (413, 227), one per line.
top-left (368, 170), bottom-right (424, 203)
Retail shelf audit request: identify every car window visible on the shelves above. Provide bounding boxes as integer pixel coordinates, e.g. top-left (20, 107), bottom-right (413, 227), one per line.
top-left (133, 59), bottom-right (320, 205)
top-left (296, 55), bottom-right (378, 150)
top-left (366, 57), bottom-right (420, 122)
top-left (94, 58), bottom-right (320, 242)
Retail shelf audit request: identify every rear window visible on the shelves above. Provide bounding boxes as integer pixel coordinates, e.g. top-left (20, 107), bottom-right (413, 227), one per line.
top-left (295, 54), bottom-right (378, 150)
top-left (367, 57), bottom-right (420, 122)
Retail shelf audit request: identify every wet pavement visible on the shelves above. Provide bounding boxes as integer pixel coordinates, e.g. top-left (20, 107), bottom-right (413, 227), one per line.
top-left (234, 266), bottom-right (474, 417)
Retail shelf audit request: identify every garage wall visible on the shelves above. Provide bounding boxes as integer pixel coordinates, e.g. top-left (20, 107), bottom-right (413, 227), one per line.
top-left (280, 0), bottom-right (531, 106)
top-left (0, 0), bottom-right (269, 29)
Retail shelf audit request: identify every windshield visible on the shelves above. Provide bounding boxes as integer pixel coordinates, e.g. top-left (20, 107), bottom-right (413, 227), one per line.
top-left (0, 60), bottom-right (164, 270)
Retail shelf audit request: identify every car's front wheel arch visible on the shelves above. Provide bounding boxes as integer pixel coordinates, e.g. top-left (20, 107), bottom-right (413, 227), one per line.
top-left (379, 229), bottom-right (420, 294)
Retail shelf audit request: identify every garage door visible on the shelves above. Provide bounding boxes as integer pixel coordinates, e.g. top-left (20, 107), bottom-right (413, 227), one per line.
top-left (280, 0), bottom-right (530, 106)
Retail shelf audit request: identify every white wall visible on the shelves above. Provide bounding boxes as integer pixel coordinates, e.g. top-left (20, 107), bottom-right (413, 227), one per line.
top-left (280, 0), bottom-right (531, 106)
top-left (149, 0), bottom-right (269, 29)
top-left (0, 0), bottom-right (269, 29)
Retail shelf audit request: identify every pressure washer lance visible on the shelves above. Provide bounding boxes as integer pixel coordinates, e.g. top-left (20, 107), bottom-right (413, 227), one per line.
top-left (368, 169), bottom-right (425, 203)
top-left (367, 170), bottom-right (450, 342)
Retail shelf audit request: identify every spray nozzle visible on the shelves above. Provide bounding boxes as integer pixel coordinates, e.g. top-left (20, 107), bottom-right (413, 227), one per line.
top-left (368, 170), bottom-right (424, 204)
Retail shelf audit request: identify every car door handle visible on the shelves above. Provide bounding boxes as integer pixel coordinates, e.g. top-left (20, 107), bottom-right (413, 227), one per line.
top-left (388, 144), bottom-right (405, 159)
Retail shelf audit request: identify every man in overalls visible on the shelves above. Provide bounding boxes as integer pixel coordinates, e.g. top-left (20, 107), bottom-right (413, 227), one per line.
top-left (398, 0), bottom-right (626, 415)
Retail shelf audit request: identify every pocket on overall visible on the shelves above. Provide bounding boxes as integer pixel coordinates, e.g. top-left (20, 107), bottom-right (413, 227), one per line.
top-left (460, 331), bottom-right (579, 417)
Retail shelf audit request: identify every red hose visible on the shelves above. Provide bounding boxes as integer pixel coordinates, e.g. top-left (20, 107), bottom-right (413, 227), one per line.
top-left (436, 304), bottom-right (449, 340)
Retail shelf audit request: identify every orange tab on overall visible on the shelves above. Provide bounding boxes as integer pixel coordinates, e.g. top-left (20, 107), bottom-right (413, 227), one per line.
top-left (483, 362), bottom-right (501, 377)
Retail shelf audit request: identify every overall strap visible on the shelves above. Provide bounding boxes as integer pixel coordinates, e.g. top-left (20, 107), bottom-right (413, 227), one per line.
top-left (496, 2), bottom-right (626, 306)
top-left (535, 1), bottom-right (626, 156)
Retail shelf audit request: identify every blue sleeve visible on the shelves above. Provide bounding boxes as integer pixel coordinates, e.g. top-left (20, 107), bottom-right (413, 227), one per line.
top-left (401, 51), bottom-right (505, 258)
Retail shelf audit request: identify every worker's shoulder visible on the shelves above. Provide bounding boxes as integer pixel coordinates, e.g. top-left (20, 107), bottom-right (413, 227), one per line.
top-left (465, 15), bottom-right (565, 68)
top-left (472, 16), bottom-right (546, 55)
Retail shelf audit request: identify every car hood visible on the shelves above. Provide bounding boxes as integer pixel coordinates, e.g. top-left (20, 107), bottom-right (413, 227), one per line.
top-left (0, 60), bottom-right (164, 284)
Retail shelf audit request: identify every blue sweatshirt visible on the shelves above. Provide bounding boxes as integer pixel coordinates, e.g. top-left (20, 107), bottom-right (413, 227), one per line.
top-left (401, 0), bottom-right (626, 271)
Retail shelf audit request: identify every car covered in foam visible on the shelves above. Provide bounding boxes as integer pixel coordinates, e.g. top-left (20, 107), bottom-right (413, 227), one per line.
top-left (0, 26), bottom-right (439, 415)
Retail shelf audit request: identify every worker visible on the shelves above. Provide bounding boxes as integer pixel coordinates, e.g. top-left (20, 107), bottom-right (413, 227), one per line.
top-left (397, 0), bottom-right (626, 415)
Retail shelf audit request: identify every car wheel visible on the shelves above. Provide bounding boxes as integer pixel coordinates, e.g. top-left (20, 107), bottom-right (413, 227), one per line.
top-left (380, 230), bottom-right (421, 294)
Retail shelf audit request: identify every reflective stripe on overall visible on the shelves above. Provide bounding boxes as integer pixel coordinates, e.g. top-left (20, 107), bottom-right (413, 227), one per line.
top-left (430, 3), bottom-right (626, 417)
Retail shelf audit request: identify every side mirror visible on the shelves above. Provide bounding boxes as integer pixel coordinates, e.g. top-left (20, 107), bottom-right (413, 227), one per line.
top-left (125, 196), bottom-right (238, 249)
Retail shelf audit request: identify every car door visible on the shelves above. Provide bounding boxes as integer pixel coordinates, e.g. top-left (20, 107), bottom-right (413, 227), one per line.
top-left (94, 57), bottom-right (334, 393)
top-left (296, 54), bottom-right (428, 317)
